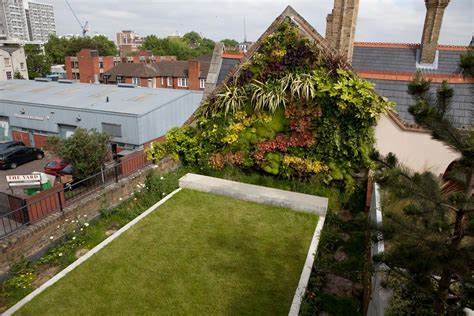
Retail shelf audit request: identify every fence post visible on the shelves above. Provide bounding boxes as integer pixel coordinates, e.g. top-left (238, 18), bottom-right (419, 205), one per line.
top-left (57, 189), bottom-right (63, 213)
top-left (114, 163), bottom-right (119, 183)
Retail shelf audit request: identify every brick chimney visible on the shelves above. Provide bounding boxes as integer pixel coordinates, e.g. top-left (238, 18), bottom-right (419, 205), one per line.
top-left (188, 60), bottom-right (200, 90)
top-left (420, 0), bottom-right (450, 64)
top-left (325, 0), bottom-right (360, 62)
top-left (77, 49), bottom-right (100, 83)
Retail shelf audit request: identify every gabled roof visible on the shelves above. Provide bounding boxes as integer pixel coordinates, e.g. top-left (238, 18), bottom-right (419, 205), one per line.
top-left (103, 63), bottom-right (159, 82)
top-left (103, 58), bottom-right (211, 83)
top-left (211, 5), bottom-right (336, 96)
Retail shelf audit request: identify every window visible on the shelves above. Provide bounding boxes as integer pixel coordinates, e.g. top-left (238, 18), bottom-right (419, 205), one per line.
top-left (177, 77), bottom-right (188, 87)
top-left (116, 75), bottom-right (124, 84)
top-left (4, 58), bottom-right (10, 67)
top-left (102, 123), bottom-right (122, 138)
top-left (20, 62), bottom-right (24, 70)
top-left (99, 61), bottom-right (104, 68)
top-left (6, 71), bottom-right (12, 80)
top-left (132, 77), bottom-right (140, 85)
top-left (200, 78), bottom-right (206, 89)
top-left (167, 77), bottom-right (172, 87)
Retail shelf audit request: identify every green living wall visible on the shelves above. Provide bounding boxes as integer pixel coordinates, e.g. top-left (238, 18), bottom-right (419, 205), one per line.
top-left (147, 19), bottom-right (393, 191)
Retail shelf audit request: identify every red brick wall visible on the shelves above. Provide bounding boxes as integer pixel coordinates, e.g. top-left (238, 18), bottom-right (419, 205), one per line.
top-left (188, 60), bottom-right (200, 90)
top-left (12, 131), bottom-right (30, 146)
top-left (33, 134), bottom-right (48, 149)
top-left (77, 49), bottom-right (100, 83)
top-left (65, 56), bottom-right (73, 80)
top-left (102, 56), bottom-right (115, 73)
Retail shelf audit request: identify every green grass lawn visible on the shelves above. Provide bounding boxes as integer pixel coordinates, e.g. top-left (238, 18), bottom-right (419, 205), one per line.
top-left (16, 189), bottom-right (318, 315)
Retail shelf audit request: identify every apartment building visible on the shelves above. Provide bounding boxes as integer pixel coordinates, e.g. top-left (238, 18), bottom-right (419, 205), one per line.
top-left (25, 1), bottom-right (55, 42)
top-left (0, 40), bottom-right (28, 80)
top-left (0, 0), bottom-right (29, 40)
top-left (116, 30), bottom-right (143, 57)
top-left (65, 49), bottom-right (120, 83)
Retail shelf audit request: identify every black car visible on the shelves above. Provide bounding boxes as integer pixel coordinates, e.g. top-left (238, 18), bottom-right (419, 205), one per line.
top-left (0, 146), bottom-right (44, 169)
top-left (0, 140), bottom-right (25, 152)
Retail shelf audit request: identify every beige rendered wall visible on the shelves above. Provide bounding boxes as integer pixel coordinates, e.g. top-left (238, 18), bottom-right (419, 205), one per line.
top-left (375, 114), bottom-right (460, 176)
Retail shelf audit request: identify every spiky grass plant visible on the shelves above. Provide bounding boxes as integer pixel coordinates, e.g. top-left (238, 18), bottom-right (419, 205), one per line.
top-left (250, 79), bottom-right (287, 113)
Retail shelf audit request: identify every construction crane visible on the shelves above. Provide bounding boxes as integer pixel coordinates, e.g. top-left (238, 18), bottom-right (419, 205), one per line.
top-left (64, 0), bottom-right (89, 37)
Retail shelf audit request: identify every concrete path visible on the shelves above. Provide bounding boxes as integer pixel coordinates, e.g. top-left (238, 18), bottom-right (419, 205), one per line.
top-left (179, 173), bottom-right (328, 216)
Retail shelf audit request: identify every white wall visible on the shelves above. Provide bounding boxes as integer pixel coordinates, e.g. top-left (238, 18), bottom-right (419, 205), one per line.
top-left (375, 114), bottom-right (460, 176)
top-left (0, 46), bottom-right (29, 80)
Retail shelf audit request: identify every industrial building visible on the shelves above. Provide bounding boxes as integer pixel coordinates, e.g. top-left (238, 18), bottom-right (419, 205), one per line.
top-left (0, 79), bottom-right (203, 149)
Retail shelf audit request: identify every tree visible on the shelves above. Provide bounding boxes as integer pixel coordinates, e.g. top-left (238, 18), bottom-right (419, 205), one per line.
top-left (44, 34), bottom-right (117, 65)
top-left (46, 128), bottom-right (110, 179)
top-left (220, 39), bottom-right (238, 48)
top-left (140, 32), bottom-right (215, 60)
top-left (24, 44), bottom-right (52, 78)
top-left (460, 47), bottom-right (474, 78)
top-left (373, 74), bottom-right (473, 314)
top-left (13, 71), bottom-right (24, 79)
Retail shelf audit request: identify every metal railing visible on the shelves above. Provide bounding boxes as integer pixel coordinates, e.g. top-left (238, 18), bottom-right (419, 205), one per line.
top-left (0, 151), bottom-right (151, 240)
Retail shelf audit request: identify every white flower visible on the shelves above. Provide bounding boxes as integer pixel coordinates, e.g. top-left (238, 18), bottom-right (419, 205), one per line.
top-left (73, 230), bottom-right (76, 233)
top-left (162, 192), bottom-right (165, 196)
top-left (160, 176), bottom-right (164, 180)
top-left (84, 222), bottom-right (89, 227)
top-left (80, 228), bottom-right (83, 231)
top-left (134, 198), bottom-right (137, 201)
top-left (49, 236), bottom-right (54, 240)
top-left (71, 220), bottom-right (75, 223)
top-left (65, 219), bottom-right (69, 222)
top-left (72, 236), bottom-right (76, 240)
top-left (58, 253), bottom-right (63, 257)
top-left (84, 214), bottom-right (87, 217)
top-left (119, 197), bottom-right (123, 201)
top-left (57, 225), bottom-right (60, 228)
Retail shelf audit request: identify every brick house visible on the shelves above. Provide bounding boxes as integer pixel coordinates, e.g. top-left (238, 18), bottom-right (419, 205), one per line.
top-left (101, 55), bottom-right (213, 91)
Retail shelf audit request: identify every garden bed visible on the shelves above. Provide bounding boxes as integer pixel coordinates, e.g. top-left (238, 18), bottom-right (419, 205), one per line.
top-left (13, 189), bottom-right (319, 315)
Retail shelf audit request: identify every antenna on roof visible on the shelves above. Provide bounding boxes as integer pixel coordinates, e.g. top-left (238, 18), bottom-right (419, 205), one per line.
top-left (243, 17), bottom-right (247, 43)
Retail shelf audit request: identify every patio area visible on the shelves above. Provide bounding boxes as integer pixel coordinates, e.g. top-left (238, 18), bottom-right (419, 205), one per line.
top-left (14, 188), bottom-right (320, 315)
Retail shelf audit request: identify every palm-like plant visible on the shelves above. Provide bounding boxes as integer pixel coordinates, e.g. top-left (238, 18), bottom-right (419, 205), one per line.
top-left (250, 79), bottom-right (287, 112)
top-left (289, 73), bottom-right (316, 100)
top-left (214, 84), bottom-right (248, 115)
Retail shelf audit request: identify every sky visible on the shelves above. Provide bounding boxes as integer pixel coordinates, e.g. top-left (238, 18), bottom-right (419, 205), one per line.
top-left (50, 0), bottom-right (473, 45)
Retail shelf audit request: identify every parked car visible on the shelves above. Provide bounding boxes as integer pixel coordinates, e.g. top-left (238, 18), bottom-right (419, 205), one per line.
top-left (0, 140), bottom-right (25, 152)
top-left (0, 146), bottom-right (44, 169)
top-left (44, 158), bottom-right (69, 176)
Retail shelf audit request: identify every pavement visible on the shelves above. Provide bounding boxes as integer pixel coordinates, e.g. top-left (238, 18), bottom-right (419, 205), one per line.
top-left (0, 152), bottom-right (53, 194)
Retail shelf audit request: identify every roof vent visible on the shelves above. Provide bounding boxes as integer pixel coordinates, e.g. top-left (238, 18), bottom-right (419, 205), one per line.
top-left (117, 83), bottom-right (136, 88)
top-left (58, 79), bottom-right (74, 84)
top-left (34, 77), bottom-right (51, 82)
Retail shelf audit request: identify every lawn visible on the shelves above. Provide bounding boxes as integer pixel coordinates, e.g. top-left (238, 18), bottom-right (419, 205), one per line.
top-left (16, 189), bottom-right (318, 315)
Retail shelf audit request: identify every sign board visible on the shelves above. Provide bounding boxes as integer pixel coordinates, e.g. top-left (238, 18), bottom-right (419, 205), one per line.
top-left (14, 113), bottom-right (45, 121)
top-left (6, 174), bottom-right (41, 187)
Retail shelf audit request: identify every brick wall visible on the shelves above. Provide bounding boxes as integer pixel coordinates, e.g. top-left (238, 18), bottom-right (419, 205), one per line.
top-left (188, 60), bottom-right (200, 90)
top-left (32, 133), bottom-right (48, 149)
top-left (65, 56), bottom-right (73, 80)
top-left (78, 49), bottom-right (100, 84)
top-left (0, 158), bottom-right (180, 277)
top-left (11, 130), bottom-right (30, 146)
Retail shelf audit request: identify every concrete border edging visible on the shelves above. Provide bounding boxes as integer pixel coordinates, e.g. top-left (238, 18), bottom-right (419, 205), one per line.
top-left (289, 215), bottom-right (326, 316)
top-left (2, 188), bottom-right (182, 316)
top-left (179, 173), bottom-right (328, 215)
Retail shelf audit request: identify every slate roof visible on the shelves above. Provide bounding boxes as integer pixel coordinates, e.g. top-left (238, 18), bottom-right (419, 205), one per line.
top-left (369, 79), bottom-right (473, 129)
top-left (103, 63), bottom-right (159, 82)
top-left (0, 46), bottom-right (20, 54)
top-left (352, 45), bottom-right (464, 75)
top-left (217, 57), bottom-right (241, 84)
top-left (103, 59), bottom-right (211, 83)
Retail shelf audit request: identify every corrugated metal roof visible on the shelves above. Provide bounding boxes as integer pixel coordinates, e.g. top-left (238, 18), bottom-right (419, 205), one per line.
top-left (0, 80), bottom-right (203, 117)
top-left (352, 46), bottom-right (463, 75)
top-left (369, 79), bottom-right (473, 129)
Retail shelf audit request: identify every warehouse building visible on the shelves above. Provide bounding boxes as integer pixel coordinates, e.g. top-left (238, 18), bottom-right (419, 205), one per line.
top-left (0, 79), bottom-right (203, 149)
